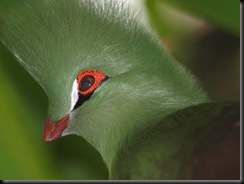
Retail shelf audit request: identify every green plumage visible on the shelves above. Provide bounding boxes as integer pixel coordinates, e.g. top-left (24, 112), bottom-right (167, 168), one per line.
top-left (112, 101), bottom-right (239, 179)
top-left (3, 0), bottom-right (236, 180)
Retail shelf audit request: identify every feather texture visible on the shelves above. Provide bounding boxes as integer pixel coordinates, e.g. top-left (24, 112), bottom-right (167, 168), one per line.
top-left (0, 0), bottom-right (210, 179)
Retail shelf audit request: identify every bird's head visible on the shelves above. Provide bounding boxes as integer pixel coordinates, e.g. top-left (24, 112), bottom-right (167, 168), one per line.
top-left (43, 69), bottom-right (109, 142)
top-left (0, 0), bottom-right (207, 167)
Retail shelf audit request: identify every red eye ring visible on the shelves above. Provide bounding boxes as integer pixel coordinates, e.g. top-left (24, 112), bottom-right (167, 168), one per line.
top-left (77, 70), bottom-right (107, 95)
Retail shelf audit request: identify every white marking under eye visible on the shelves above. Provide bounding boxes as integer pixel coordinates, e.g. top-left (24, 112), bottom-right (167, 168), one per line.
top-left (70, 79), bottom-right (79, 112)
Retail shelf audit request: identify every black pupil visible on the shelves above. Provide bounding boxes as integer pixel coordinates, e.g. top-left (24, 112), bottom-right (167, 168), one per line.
top-left (82, 79), bottom-right (91, 87)
top-left (73, 74), bottom-right (109, 112)
top-left (79, 75), bottom-right (95, 91)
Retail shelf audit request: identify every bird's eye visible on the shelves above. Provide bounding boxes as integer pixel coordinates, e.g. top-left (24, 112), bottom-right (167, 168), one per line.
top-left (77, 70), bottom-right (108, 95)
top-left (79, 75), bottom-right (95, 92)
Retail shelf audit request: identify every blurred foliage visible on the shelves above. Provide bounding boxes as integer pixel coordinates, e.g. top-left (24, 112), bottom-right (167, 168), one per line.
top-left (145, 0), bottom-right (240, 102)
top-left (0, 0), bottom-right (240, 180)
top-left (146, 0), bottom-right (239, 37)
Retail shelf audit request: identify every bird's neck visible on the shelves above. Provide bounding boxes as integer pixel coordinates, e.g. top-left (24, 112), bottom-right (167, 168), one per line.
top-left (108, 102), bottom-right (240, 179)
top-left (83, 108), bottom-right (180, 178)
top-left (86, 118), bottom-right (146, 175)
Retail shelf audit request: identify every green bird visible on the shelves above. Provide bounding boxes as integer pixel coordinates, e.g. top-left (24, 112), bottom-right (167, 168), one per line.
top-left (0, 0), bottom-right (239, 180)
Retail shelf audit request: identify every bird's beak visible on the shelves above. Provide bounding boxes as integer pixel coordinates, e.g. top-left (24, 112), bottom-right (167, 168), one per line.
top-left (43, 115), bottom-right (69, 142)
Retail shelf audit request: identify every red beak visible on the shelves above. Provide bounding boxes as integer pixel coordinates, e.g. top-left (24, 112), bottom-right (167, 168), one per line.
top-left (44, 115), bottom-right (69, 142)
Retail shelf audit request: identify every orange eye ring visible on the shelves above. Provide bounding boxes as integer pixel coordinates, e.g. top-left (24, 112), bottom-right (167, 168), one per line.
top-left (77, 70), bottom-right (107, 95)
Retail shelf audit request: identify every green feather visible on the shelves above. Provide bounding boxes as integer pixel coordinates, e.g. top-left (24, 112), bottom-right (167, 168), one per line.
top-left (111, 101), bottom-right (239, 179)
top-left (1, 0), bottom-right (229, 179)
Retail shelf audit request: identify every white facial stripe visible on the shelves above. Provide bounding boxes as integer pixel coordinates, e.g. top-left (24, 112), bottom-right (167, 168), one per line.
top-left (70, 79), bottom-right (79, 112)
